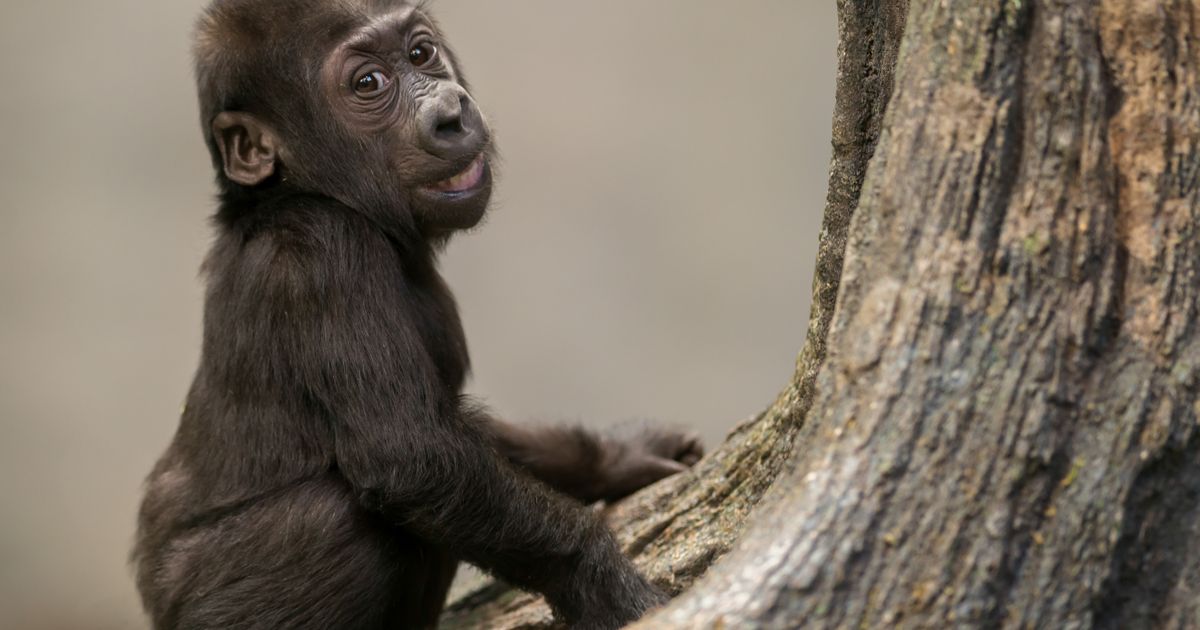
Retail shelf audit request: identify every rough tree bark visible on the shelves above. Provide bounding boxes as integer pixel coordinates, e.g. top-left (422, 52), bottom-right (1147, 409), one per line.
top-left (444, 0), bottom-right (1200, 627)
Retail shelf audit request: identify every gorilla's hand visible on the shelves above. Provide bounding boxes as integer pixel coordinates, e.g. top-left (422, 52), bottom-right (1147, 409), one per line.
top-left (596, 425), bottom-right (704, 502)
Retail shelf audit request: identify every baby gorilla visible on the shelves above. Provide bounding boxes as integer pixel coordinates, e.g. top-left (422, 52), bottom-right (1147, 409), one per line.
top-left (132, 1), bottom-right (703, 628)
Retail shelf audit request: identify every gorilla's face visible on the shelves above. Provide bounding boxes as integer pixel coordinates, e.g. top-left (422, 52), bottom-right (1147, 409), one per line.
top-left (319, 6), bottom-right (494, 233)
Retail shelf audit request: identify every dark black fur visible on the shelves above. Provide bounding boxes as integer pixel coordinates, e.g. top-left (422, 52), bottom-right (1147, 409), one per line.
top-left (133, 1), bottom-right (701, 628)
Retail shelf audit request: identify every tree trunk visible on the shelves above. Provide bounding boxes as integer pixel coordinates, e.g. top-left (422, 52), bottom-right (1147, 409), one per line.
top-left (443, 0), bottom-right (1200, 627)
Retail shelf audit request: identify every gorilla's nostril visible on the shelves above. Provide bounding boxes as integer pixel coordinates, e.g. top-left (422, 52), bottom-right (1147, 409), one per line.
top-left (435, 115), bottom-right (464, 138)
top-left (421, 92), bottom-right (480, 158)
top-left (434, 95), bottom-right (471, 139)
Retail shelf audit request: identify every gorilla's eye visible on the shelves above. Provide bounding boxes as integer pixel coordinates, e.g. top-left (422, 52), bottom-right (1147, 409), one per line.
top-left (409, 42), bottom-right (437, 67)
top-left (353, 70), bottom-right (391, 94)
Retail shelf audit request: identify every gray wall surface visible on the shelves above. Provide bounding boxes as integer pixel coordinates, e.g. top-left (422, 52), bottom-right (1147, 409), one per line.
top-left (0, 1), bottom-right (836, 627)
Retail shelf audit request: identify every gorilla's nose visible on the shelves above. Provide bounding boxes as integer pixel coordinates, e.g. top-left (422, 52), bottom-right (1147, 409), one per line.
top-left (418, 87), bottom-right (482, 159)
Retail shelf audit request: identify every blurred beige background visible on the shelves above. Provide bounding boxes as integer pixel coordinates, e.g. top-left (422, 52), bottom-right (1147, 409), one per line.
top-left (0, 1), bottom-right (835, 627)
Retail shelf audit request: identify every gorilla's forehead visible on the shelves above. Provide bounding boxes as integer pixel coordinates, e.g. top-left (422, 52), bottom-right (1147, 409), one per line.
top-left (329, 0), bottom-right (423, 22)
top-left (337, 4), bottom-right (426, 51)
top-left (358, 0), bottom-right (420, 12)
top-left (286, 0), bottom-right (425, 46)
top-left (202, 0), bottom-right (426, 50)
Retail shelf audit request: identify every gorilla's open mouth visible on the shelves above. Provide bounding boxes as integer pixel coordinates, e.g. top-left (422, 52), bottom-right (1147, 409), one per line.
top-left (414, 152), bottom-right (492, 229)
top-left (423, 154), bottom-right (487, 195)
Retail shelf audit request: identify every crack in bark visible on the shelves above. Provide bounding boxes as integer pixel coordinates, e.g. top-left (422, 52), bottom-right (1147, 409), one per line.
top-left (1095, 432), bottom-right (1200, 628)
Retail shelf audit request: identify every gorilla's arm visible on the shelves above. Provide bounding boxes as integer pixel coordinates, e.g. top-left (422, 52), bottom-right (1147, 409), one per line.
top-left (478, 413), bottom-right (704, 503)
top-left (268, 207), bottom-right (665, 628)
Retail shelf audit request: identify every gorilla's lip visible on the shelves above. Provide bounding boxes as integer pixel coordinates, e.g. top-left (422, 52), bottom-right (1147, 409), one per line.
top-left (422, 154), bottom-right (487, 194)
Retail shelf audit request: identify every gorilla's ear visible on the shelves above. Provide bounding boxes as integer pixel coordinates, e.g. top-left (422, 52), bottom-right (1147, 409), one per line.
top-left (211, 112), bottom-right (279, 186)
